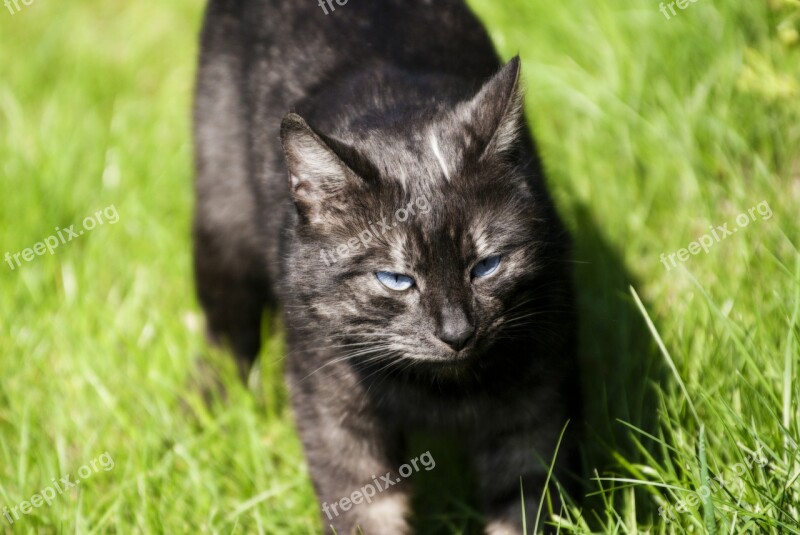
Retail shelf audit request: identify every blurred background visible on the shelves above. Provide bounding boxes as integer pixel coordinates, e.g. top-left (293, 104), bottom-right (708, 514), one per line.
top-left (1, 0), bottom-right (799, 532)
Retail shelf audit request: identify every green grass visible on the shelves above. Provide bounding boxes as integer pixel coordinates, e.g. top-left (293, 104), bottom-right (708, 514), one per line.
top-left (1, 0), bottom-right (798, 532)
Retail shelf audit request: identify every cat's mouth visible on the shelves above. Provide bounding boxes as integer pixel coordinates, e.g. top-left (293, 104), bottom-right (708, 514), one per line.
top-left (401, 344), bottom-right (491, 382)
top-left (409, 334), bottom-right (488, 366)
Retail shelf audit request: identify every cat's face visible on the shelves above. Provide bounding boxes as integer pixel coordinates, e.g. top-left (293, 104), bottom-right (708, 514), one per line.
top-left (281, 58), bottom-right (568, 371)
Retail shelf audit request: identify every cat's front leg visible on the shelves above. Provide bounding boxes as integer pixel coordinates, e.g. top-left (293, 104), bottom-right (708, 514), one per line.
top-left (308, 430), bottom-right (411, 534)
top-left (321, 481), bottom-right (410, 535)
top-left (290, 388), bottom-right (411, 534)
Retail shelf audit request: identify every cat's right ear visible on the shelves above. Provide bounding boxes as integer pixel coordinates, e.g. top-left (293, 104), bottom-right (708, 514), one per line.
top-left (280, 113), bottom-right (362, 225)
top-left (458, 56), bottom-right (524, 160)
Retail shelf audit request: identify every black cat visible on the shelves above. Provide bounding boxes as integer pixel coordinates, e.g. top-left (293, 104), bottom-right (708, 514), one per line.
top-left (193, 1), bottom-right (581, 532)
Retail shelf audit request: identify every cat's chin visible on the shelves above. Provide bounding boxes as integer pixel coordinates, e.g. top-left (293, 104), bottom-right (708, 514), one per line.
top-left (407, 347), bottom-right (483, 370)
top-left (406, 353), bottom-right (485, 383)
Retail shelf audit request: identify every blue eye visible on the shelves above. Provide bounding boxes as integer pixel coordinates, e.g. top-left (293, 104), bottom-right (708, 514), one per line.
top-left (376, 271), bottom-right (415, 291)
top-left (471, 255), bottom-right (502, 278)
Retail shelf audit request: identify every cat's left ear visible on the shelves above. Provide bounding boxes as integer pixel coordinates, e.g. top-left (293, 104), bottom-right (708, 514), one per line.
top-left (458, 56), bottom-right (524, 160)
top-left (280, 113), bottom-right (365, 226)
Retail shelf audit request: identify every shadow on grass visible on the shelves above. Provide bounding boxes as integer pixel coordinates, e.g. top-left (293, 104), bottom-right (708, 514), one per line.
top-left (571, 202), bottom-right (666, 523)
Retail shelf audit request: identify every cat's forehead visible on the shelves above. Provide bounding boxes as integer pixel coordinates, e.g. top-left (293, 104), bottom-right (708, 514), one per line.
top-left (364, 189), bottom-right (517, 264)
top-left (346, 122), bottom-right (471, 189)
top-left (377, 213), bottom-right (502, 274)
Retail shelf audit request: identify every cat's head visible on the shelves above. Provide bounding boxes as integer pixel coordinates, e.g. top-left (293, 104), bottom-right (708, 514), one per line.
top-left (280, 57), bottom-right (572, 374)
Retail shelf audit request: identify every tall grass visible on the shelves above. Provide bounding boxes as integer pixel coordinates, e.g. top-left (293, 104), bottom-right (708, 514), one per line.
top-left (0, 0), bottom-right (798, 532)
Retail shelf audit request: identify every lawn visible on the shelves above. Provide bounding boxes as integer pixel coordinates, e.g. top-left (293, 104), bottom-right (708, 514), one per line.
top-left (1, 0), bottom-right (798, 533)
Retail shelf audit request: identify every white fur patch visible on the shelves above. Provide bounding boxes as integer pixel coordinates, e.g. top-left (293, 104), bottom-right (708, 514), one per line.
top-left (429, 132), bottom-right (451, 181)
top-left (388, 232), bottom-right (410, 272)
top-left (397, 167), bottom-right (408, 189)
top-left (485, 518), bottom-right (519, 535)
top-left (357, 493), bottom-right (410, 533)
top-left (472, 221), bottom-right (492, 259)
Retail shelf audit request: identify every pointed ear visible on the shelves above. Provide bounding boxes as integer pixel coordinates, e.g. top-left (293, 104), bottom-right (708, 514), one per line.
top-left (280, 113), bottom-right (363, 225)
top-left (459, 56), bottom-right (524, 159)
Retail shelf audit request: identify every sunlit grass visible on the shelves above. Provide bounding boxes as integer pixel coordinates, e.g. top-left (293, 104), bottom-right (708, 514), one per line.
top-left (1, 0), bottom-right (798, 532)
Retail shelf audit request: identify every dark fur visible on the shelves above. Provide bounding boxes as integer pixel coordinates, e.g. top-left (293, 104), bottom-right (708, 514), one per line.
top-left (193, 1), bottom-right (580, 532)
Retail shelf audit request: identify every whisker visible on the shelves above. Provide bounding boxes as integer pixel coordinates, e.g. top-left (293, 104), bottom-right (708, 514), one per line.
top-left (292, 344), bottom-right (395, 384)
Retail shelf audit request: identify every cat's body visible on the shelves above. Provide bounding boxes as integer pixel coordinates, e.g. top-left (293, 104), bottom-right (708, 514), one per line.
top-left (194, 0), bottom-right (580, 532)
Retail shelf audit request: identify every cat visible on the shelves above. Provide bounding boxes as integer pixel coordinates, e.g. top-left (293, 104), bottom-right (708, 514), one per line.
top-left (193, 0), bottom-right (581, 533)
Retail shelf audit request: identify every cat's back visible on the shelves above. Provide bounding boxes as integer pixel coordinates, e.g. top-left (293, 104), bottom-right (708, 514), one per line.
top-left (202, 0), bottom-right (500, 81)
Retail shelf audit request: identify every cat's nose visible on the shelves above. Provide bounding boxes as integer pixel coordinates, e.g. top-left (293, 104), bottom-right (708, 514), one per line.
top-left (436, 306), bottom-right (475, 351)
